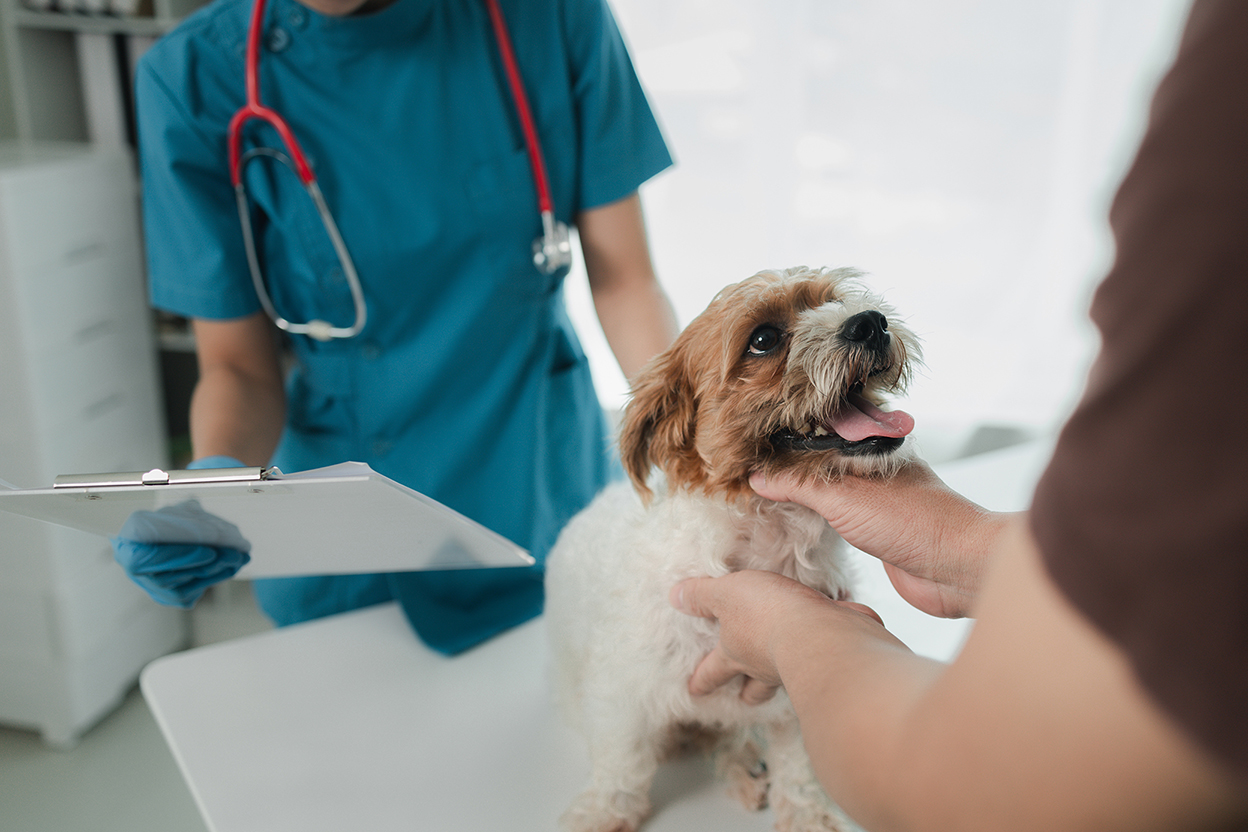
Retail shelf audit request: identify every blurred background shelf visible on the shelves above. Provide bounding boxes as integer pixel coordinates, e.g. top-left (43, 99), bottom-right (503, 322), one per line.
top-left (1, 0), bottom-right (207, 144)
top-left (12, 10), bottom-right (175, 37)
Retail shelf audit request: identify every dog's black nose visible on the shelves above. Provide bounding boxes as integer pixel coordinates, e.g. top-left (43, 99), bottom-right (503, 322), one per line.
top-left (842, 310), bottom-right (889, 350)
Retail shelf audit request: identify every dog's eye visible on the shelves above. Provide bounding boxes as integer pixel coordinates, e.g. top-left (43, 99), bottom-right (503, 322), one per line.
top-left (747, 325), bottom-right (783, 356)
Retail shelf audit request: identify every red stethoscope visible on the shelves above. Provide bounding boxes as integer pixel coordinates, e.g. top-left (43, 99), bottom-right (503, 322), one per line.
top-left (228, 0), bottom-right (573, 341)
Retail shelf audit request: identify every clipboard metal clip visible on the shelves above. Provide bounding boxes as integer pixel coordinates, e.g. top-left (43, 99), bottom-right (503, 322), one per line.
top-left (53, 467), bottom-right (273, 490)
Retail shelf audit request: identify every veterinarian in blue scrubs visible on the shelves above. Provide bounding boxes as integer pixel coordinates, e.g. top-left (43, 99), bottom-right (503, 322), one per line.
top-left (120, 0), bottom-right (677, 655)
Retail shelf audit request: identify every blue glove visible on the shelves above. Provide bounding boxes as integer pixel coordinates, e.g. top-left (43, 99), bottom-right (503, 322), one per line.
top-left (111, 456), bottom-right (253, 609)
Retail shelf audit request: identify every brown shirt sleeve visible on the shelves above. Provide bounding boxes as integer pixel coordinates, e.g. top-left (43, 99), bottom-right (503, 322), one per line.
top-left (1030, 0), bottom-right (1248, 785)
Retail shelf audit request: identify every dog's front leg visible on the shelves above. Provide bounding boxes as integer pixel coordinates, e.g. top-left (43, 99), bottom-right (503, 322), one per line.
top-left (561, 709), bottom-right (664, 832)
top-left (764, 717), bottom-right (854, 832)
top-left (713, 729), bottom-right (772, 812)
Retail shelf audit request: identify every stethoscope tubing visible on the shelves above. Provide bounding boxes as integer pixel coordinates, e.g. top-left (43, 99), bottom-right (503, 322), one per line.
top-left (230, 0), bottom-right (569, 342)
top-left (229, 0), bottom-right (315, 187)
top-left (234, 154), bottom-right (367, 341)
top-left (483, 0), bottom-right (573, 274)
top-left (231, 0), bottom-right (369, 339)
top-left (483, 0), bottom-right (552, 217)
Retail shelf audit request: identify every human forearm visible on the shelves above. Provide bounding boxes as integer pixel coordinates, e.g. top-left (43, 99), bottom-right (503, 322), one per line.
top-left (189, 365), bottom-right (285, 466)
top-left (674, 570), bottom-right (944, 823)
top-left (578, 192), bottom-right (679, 381)
top-left (776, 520), bottom-right (1247, 832)
top-left (674, 516), bottom-right (1246, 831)
top-left (189, 314), bottom-right (286, 467)
top-left (592, 274), bottom-right (679, 380)
top-left (757, 589), bottom-right (944, 831)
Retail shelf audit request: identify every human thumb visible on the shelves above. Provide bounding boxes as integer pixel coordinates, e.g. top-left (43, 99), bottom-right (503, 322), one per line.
top-left (669, 577), bottom-right (716, 620)
top-left (749, 469), bottom-right (807, 504)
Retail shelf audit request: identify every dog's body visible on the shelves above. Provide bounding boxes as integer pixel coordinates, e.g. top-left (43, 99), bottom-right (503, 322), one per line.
top-left (545, 267), bottom-right (920, 832)
top-left (547, 482), bottom-right (851, 831)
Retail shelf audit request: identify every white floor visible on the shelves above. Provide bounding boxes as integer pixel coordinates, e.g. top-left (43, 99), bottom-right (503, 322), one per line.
top-left (0, 2), bottom-right (1194, 831)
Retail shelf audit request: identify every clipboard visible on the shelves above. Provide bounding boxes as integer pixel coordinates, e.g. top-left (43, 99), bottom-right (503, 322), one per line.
top-left (0, 462), bottom-right (534, 577)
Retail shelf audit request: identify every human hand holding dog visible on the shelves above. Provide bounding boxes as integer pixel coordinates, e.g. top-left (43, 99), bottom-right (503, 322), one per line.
top-left (670, 570), bottom-right (900, 703)
top-left (750, 460), bottom-right (1014, 618)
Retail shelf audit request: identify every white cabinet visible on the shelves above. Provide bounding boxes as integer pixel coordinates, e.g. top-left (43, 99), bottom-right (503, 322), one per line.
top-left (0, 141), bottom-right (187, 747)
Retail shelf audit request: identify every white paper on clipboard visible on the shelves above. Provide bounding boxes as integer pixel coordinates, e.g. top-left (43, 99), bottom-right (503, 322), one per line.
top-left (0, 462), bottom-right (533, 577)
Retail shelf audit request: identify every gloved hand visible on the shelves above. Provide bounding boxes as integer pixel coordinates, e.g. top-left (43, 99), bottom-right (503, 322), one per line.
top-left (111, 456), bottom-right (253, 609)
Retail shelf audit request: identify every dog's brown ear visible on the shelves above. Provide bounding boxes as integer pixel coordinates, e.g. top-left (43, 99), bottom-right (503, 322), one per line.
top-left (618, 346), bottom-right (699, 502)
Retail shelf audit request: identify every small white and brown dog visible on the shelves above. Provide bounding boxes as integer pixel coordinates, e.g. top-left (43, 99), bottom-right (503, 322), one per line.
top-left (544, 266), bottom-right (920, 832)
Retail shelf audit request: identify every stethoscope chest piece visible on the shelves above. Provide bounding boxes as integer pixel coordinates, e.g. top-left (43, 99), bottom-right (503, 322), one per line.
top-left (533, 210), bottom-right (572, 274)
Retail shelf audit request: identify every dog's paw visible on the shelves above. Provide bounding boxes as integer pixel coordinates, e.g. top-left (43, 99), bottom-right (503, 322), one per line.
top-left (772, 794), bottom-right (853, 832)
top-left (725, 764), bottom-right (770, 812)
top-left (560, 789), bottom-right (651, 832)
top-left (715, 741), bottom-right (770, 812)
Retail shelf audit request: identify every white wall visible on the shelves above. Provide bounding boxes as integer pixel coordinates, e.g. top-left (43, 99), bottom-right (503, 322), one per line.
top-left (566, 0), bottom-right (1192, 437)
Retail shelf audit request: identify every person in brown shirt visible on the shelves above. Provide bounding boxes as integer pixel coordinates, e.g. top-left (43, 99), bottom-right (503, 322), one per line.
top-left (667, 1), bottom-right (1248, 829)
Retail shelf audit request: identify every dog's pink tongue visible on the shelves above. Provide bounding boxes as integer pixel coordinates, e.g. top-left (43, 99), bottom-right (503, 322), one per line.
top-left (830, 392), bottom-right (915, 442)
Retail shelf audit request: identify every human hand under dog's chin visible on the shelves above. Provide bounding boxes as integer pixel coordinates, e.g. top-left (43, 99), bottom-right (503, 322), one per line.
top-left (749, 460), bottom-right (1015, 619)
top-left (670, 571), bottom-right (890, 703)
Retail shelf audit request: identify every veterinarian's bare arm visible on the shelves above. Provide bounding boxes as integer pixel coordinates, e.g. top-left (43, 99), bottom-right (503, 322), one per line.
top-left (190, 313), bottom-right (286, 466)
top-left (779, 517), bottom-right (1247, 832)
top-left (577, 192), bottom-right (679, 380)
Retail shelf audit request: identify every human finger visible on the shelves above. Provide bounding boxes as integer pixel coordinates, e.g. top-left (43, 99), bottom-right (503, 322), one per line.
top-left (669, 576), bottom-right (720, 620)
top-left (836, 599), bottom-right (886, 627)
top-left (688, 645), bottom-right (747, 697)
top-left (882, 559), bottom-right (975, 619)
top-left (748, 469), bottom-right (842, 516)
top-left (739, 676), bottom-right (780, 705)
top-left (115, 541), bottom-right (218, 575)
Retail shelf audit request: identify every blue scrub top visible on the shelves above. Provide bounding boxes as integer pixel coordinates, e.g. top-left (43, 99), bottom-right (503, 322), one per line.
top-left (136, 0), bottom-right (672, 654)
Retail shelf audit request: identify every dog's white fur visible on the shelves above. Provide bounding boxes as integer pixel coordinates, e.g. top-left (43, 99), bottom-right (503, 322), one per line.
top-left (545, 267), bottom-right (921, 832)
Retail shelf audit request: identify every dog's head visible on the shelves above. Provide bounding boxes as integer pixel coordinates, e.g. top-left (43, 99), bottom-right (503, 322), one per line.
top-left (620, 266), bottom-right (921, 501)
